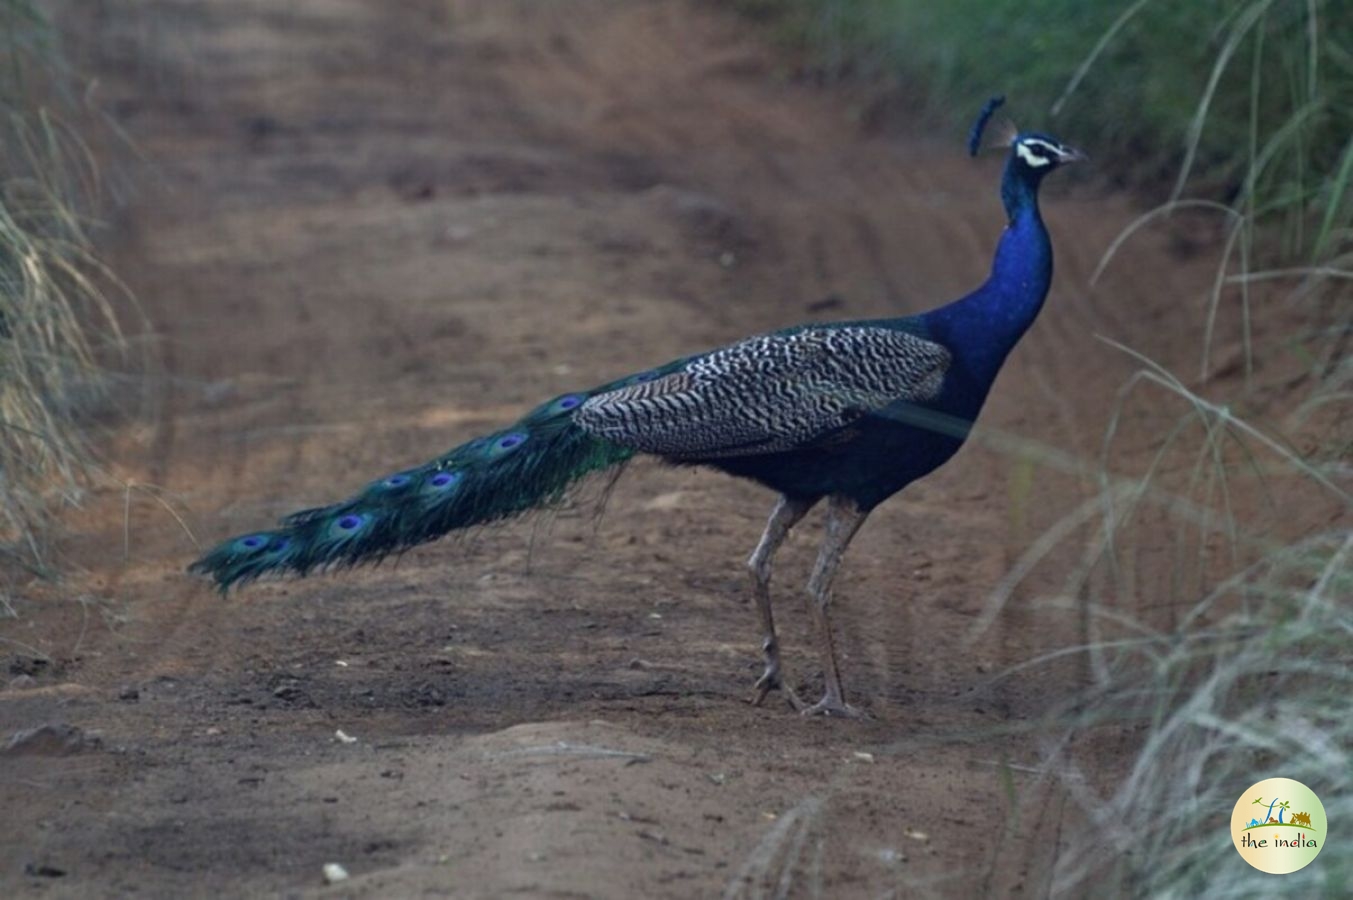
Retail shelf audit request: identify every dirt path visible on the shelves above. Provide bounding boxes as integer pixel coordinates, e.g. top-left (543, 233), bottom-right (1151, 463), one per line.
top-left (3, 1), bottom-right (1229, 896)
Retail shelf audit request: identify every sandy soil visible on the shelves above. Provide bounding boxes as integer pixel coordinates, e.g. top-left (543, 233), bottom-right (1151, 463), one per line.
top-left (1, 1), bottom-right (1260, 896)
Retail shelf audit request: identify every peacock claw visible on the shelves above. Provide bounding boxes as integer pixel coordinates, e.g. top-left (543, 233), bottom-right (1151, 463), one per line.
top-left (801, 695), bottom-right (866, 719)
top-left (751, 667), bottom-right (806, 711)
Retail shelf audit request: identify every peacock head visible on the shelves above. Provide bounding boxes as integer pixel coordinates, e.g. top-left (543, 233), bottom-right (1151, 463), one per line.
top-left (968, 96), bottom-right (1085, 219)
top-left (997, 131), bottom-right (1084, 220)
top-left (969, 95), bottom-right (1086, 175)
top-left (1008, 132), bottom-right (1086, 180)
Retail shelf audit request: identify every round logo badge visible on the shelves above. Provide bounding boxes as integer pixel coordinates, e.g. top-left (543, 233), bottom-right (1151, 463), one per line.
top-left (1232, 778), bottom-right (1326, 874)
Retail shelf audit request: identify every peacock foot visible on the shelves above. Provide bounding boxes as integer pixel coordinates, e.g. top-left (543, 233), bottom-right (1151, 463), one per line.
top-left (800, 694), bottom-right (866, 719)
top-left (751, 665), bottom-right (807, 711)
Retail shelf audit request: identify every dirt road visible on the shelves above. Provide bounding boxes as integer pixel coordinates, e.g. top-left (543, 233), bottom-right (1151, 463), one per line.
top-left (3, 1), bottom-right (1230, 896)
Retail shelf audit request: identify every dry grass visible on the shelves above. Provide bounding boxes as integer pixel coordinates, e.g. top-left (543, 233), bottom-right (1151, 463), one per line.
top-left (985, 335), bottom-right (1349, 890)
top-left (0, 1), bottom-right (132, 597)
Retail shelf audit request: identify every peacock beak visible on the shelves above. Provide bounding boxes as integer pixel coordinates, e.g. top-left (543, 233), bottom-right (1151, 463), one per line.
top-left (1056, 145), bottom-right (1088, 164)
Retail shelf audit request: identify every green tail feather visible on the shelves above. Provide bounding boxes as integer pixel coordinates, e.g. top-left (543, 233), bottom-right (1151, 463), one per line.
top-left (188, 388), bottom-right (641, 591)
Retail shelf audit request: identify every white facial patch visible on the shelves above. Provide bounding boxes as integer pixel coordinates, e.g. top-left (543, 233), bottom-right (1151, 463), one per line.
top-left (1015, 138), bottom-right (1061, 168)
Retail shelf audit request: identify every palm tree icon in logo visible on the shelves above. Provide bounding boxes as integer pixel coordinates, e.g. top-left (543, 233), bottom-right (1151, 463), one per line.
top-left (1265, 799), bottom-right (1290, 823)
top-left (1246, 797), bottom-right (1289, 826)
top-left (1244, 796), bottom-right (1311, 830)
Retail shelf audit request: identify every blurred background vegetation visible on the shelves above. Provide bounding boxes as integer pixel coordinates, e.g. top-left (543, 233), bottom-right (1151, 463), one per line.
top-left (0, 0), bottom-right (128, 595)
top-left (738, 1), bottom-right (1351, 894)
top-left (737, 0), bottom-right (1353, 260)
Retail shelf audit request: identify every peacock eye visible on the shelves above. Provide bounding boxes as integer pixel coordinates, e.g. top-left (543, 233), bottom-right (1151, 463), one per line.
top-left (1015, 141), bottom-right (1053, 168)
top-left (429, 470), bottom-right (460, 489)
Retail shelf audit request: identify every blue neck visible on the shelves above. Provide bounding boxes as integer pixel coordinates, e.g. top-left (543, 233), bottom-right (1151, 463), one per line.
top-left (926, 159), bottom-right (1053, 392)
top-left (1001, 154), bottom-right (1043, 223)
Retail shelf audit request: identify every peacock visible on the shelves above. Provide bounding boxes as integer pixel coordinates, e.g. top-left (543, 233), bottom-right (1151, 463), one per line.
top-left (191, 97), bottom-right (1084, 717)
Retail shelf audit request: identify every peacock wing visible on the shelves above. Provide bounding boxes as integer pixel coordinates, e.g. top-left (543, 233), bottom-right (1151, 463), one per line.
top-left (574, 326), bottom-right (951, 458)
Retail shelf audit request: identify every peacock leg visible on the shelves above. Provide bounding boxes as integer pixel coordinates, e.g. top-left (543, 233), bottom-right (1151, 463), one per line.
top-left (748, 494), bottom-right (818, 710)
top-left (801, 495), bottom-right (870, 718)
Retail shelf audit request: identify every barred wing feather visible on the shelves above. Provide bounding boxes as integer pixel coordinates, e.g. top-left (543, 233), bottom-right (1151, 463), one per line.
top-left (575, 327), bottom-right (951, 458)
